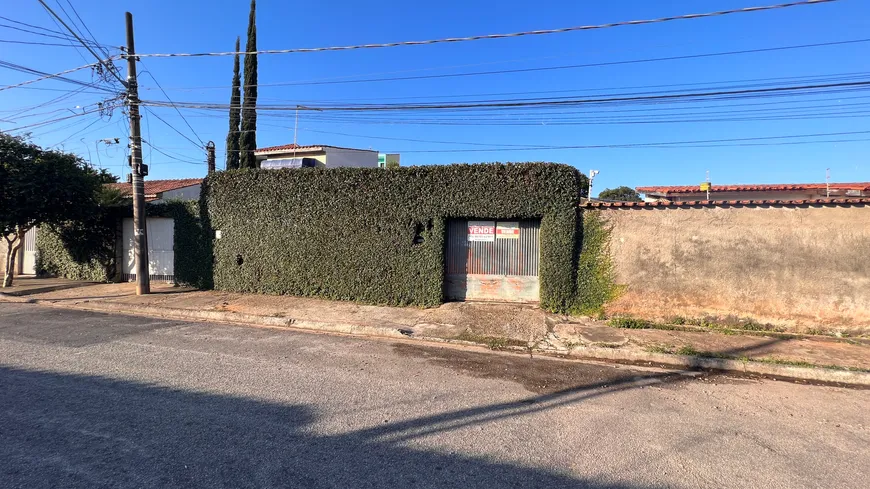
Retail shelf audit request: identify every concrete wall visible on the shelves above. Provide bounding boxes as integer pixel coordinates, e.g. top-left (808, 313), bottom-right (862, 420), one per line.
top-left (599, 204), bottom-right (870, 331)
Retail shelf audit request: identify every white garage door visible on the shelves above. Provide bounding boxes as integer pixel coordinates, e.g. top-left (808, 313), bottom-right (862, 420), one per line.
top-left (122, 217), bottom-right (175, 283)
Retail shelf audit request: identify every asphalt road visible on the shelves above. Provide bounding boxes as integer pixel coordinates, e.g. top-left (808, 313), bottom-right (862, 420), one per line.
top-left (0, 302), bottom-right (867, 489)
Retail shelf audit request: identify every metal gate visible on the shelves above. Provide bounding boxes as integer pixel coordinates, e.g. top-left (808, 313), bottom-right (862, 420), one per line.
top-left (445, 219), bottom-right (540, 302)
top-left (21, 228), bottom-right (38, 275)
top-left (122, 217), bottom-right (175, 283)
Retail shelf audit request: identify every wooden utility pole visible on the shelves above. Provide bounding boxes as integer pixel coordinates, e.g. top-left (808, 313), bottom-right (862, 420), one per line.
top-left (206, 141), bottom-right (216, 174)
top-left (125, 12), bottom-right (150, 295)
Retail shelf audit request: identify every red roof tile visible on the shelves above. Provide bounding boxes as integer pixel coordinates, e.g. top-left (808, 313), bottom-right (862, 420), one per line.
top-left (105, 178), bottom-right (202, 201)
top-left (584, 198), bottom-right (870, 209)
top-left (255, 143), bottom-right (376, 154)
top-left (637, 182), bottom-right (870, 195)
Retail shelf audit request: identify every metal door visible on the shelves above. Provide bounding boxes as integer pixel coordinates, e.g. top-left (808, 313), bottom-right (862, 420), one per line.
top-left (21, 228), bottom-right (38, 275)
top-left (122, 217), bottom-right (175, 283)
top-left (445, 219), bottom-right (540, 302)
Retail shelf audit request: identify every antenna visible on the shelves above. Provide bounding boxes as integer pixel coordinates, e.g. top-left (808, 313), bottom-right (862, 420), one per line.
top-left (588, 169), bottom-right (600, 199)
top-left (826, 168), bottom-right (831, 197)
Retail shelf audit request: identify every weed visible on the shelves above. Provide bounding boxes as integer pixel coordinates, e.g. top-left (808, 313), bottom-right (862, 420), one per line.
top-left (644, 344), bottom-right (675, 354)
top-left (454, 332), bottom-right (527, 350)
top-left (594, 342), bottom-right (623, 349)
top-left (668, 316), bottom-right (687, 325)
top-left (676, 345), bottom-right (700, 356)
top-left (608, 317), bottom-right (655, 329)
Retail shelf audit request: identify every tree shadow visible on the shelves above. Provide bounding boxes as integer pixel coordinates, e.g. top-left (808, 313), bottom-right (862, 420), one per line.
top-left (1, 365), bottom-right (650, 488)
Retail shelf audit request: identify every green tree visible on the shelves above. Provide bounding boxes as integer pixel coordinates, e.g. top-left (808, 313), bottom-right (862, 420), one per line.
top-left (385, 159), bottom-right (400, 169)
top-left (0, 133), bottom-right (100, 287)
top-left (598, 186), bottom-right (642, 202)
top-left (238, 0), bottom-right (258, 169)
top-left (226, 36), bottom-right (242, 170)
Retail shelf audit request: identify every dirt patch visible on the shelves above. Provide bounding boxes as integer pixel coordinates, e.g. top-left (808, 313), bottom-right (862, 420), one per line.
top-left (422, 302), bottom-right (550, 343)
top-left (393, 342), bottom-right (695, 394)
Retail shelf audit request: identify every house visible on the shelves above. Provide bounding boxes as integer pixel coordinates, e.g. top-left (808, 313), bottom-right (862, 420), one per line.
top-left (637, 182), bottom-right (870, 203)
top-left (255, 144), bottom-right (379, 169)
top-left (106, 178), bottom-right (203, 203)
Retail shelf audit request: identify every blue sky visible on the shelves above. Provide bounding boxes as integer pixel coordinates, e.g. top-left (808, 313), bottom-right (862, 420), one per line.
top-left (1, 0), bottom-right (868, 194)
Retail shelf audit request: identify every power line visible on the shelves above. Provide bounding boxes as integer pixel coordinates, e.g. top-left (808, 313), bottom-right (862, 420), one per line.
top-left (142, 106), bottom-right (204, 150)
top-left (142, 139), bottom-right (206, 165)
top-left (3, 106), bottom-right (104, 133)
top-left (36, 0), bottom-right (126, 87)
top-left (61, 0), bottom-right (114, 60)
top-left (0, 60), bottom-right (110, 92)
top-left (391, 129), bottom-right (870, 153)
top-left (239, 39), bottom-right (870, 89)
top-left (0, 38), bottom-right (105, 47)
top-left (134, 0), bottom-right (838, 58)
top-left (139, 65), bottom-right (205, 146)
top-left (141, 79), bottom-right (870, 112)
top-left (0, 21), bottom-right (106, 46)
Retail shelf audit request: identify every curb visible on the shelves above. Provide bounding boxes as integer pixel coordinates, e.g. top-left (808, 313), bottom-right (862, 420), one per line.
top-left (29, 300), bottom-right (409, 340)
top-left (9, 297), bottom-right (870, 387)
top-left (566, 345), bottom-right (870, 387)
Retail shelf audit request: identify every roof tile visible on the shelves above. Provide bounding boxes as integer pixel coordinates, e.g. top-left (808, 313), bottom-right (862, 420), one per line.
top-left (105, 178), bottom-right (202, 200)
top-left (637, 182), bottom-right (870, 195)
top-left (584, 198), bottom-right (870, 209)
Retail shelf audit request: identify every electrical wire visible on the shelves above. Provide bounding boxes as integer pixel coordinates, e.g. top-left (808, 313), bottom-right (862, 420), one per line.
top-left (140, 80), bottom-right (870, 112)
top-left (134, 1), bottom-right (838, 57)
top-left (36, 0), bottom-right (126, 86)
top-left (142, 106), bottom-right (204, 150)
top-left (139, 65), bottom-right (206, 146)
top-left (61, 0), bottom-right (114, 60)
top-left (0, 60), bottom-right (109, 92)
top-left (390, 129), bottom-right (870, 153)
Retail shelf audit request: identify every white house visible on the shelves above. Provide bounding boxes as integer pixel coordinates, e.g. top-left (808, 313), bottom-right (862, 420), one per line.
top-left (255, 144), bottom-right (379, 169)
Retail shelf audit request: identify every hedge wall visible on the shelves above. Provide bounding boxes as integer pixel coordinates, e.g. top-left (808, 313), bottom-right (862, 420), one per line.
top-left (206, 163), bottom-right (583, 310)
top-left (36, 200), bottom-right (212, 288)
top-left (36, 208), bottom-right (118, 282)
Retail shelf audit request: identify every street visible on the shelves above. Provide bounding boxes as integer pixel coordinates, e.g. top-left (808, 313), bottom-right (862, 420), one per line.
top-left (1, 302), bottom-right (868, 488)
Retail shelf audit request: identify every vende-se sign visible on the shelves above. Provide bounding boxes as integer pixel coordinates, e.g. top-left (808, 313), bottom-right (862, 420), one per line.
top-left (468, 221), bottom-right (495, 242)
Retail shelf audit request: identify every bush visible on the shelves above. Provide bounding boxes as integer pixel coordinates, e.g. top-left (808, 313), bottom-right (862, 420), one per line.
top-left (37, 199), bottom-right (212, 288)
top-left (206, 163), bottom-right (584, 309)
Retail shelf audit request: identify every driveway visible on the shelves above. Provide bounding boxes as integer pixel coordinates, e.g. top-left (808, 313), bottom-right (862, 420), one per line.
top-left (1, 302), bottom-right (867, 488)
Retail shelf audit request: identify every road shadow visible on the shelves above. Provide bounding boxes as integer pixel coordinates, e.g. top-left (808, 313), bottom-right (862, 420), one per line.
top-left (1, 365), bottom-right (647, 488)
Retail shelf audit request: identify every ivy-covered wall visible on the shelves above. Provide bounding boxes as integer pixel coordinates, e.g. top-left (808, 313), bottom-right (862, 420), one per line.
top-left (36, 200), bottom-right (212, 288)
top-left (36, 210), bottom-right (117, 282)
top-left (572, 209), bottom-right (621, 315)
top-left (206, 163), bottom-right (583, 310)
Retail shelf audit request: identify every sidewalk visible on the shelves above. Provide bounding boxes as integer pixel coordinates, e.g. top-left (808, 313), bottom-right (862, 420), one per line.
top-left (4, 281), bottom-right (869, 384)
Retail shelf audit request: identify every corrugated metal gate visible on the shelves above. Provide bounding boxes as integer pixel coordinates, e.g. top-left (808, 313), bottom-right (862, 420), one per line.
top-left (445, 219), bottom-right (540, 302)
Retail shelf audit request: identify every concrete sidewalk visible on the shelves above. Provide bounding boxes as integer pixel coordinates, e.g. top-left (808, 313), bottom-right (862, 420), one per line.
top-left (5, 281), bottom-right (869, 385)
top-left (0, 277), bottom-right (96, 296)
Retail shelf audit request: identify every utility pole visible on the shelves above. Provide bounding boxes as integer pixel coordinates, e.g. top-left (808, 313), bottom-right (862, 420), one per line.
top-left (206, 141), bottom-right (216, 174)
top-left (125, 12), bottom-right (149, 295)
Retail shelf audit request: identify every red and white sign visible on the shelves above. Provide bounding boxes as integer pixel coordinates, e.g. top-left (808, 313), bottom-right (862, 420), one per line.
top-left (468, 221), bottom-right (495, 242)
top-left (496, 221), bottom-right (520, 239)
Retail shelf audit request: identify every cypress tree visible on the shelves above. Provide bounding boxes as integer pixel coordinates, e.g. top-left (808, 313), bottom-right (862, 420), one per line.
top-left (225, 36), bottom-right (241, 170)
top-left (238, 0), bottom-right (258, 169)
